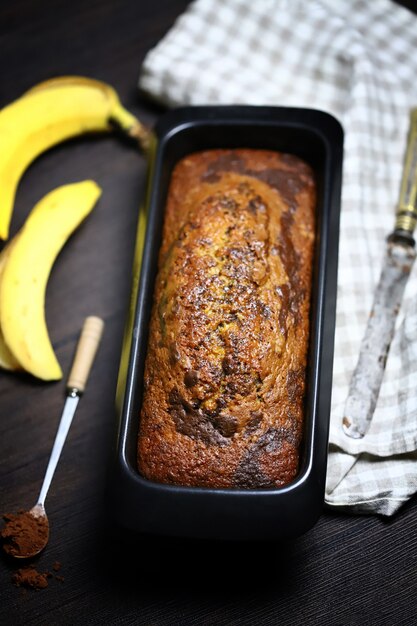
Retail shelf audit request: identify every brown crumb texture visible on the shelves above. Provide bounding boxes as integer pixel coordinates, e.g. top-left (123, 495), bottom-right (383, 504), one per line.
top-left (1, 510), bottom-right (48, 557)
top-left (138, 149), bottom-right (316, 488)
top-left (12, 566), bottom-right (50, 590)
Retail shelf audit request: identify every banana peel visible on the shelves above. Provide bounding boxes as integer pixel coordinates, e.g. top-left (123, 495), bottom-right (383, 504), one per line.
top-left (0, 237), bottom-right (22, 371)
top-left (0, 76), bottom-right (150, 240)
top-left (0, 75), bottom-right (143, 380)
top-left (0, 181), bottom-right (101, 380)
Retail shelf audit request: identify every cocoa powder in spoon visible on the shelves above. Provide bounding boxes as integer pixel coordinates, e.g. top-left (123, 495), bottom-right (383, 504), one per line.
top-left (1, 510), bottom-right (48, 558)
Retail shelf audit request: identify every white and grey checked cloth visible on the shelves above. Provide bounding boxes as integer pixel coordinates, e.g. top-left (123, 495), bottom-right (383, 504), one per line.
top-left (138, 0), bottom-right (417, 515)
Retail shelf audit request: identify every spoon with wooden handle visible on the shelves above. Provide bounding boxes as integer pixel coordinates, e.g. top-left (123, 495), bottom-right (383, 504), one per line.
top-left (1, 316), bottom-right (104, 559)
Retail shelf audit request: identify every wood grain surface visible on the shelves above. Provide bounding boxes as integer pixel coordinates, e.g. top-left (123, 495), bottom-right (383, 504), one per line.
top-left (1, 1), bottom-right (417, 624)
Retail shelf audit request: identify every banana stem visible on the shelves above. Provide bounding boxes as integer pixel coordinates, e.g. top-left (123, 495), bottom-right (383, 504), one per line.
top-left (110, 102), bottom-right (152, 153)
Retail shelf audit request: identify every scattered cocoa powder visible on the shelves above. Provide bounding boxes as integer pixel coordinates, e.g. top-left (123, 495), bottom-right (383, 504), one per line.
top-left (12, 565), bottom-right (51, 590)
top-left (52, 561), bottom-right (61, 572)
top-left (1, 510), bottom-right (48, 557)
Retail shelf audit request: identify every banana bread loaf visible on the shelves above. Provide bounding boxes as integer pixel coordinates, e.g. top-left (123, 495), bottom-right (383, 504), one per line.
top-left (137, 148), bottom-right (316, 489)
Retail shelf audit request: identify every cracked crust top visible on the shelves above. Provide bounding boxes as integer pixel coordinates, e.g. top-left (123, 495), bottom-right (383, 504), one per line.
top-left (138, 149), bottom-right (316, 489)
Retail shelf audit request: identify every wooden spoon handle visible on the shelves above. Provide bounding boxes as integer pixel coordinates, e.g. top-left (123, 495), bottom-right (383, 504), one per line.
top-left (67, 316), bottom-right (104, 393)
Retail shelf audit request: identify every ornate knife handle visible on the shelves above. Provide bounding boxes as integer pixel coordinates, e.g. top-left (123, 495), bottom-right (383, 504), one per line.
top-left (395, 108), bottom-right (417, 238)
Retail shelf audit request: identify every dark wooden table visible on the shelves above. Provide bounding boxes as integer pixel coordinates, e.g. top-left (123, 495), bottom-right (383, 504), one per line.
top-left (1, 1), bottom-right (417, 624)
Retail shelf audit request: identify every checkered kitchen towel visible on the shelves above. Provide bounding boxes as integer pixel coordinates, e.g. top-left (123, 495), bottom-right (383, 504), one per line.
top-left (139, 0), bottom-right (417, 515)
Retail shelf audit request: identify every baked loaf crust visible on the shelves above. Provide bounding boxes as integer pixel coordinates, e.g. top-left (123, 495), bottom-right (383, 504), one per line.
top-left (138, 149), bottom-right (316, 488)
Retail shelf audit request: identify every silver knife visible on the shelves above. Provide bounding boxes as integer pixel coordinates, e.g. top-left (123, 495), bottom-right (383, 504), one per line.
top-left (343, 108), bottom-right (417, 439)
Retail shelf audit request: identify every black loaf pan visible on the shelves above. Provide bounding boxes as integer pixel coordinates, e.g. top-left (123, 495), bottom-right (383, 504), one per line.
top-left (110, 106), bottom-right (343, 541)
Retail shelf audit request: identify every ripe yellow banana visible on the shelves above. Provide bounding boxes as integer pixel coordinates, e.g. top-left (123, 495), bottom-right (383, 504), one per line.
top-left (0, 181), bottom-right (101, 380)
top-left (0, 76), bottom-right (150, 240)
top-left (0, 237), bottom-right (22, 371)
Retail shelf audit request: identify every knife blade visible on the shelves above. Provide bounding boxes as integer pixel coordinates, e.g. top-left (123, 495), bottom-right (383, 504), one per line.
top-left (343, 108), bottom-right (417, 439)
